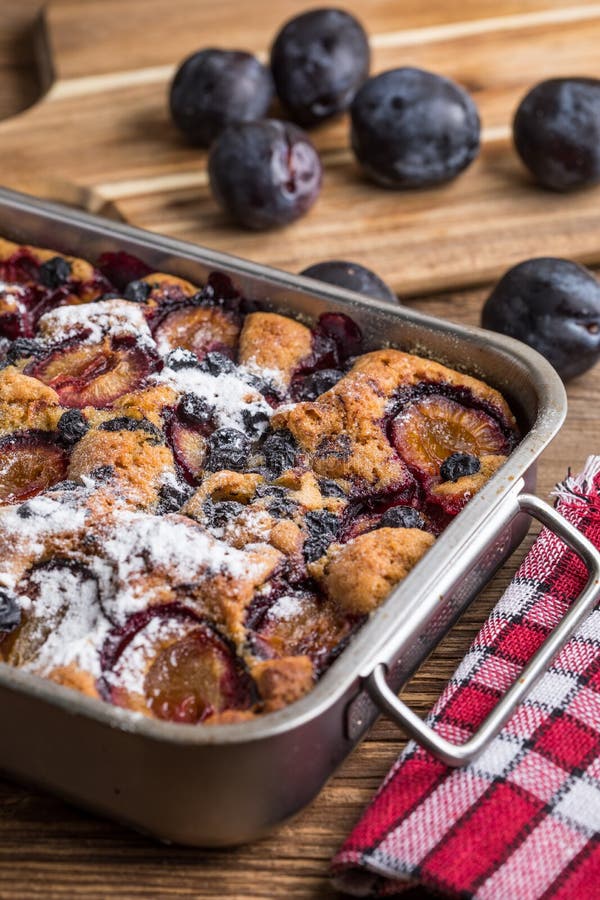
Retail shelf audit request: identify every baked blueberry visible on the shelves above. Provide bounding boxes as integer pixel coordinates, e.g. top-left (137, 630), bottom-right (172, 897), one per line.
top-left (378, 505), bottom-right (425, 529)
top-left (169, 49), bottom-right (274, 147)
top-left (294, 368), bottom-right (343, 400)
top-left (440, 452), bottom-right (480, 482)
top-left (203, 499), bottom-right (244, 527)
top-left (241, 408), bottom-right (270, 439)
top-left (208, 119), bottom-right (322, 230)
top-left (197, 350), bottom-right (236, 376)
top-left (164, 348), bottom-right (200, 370)
top-left (0, 587), bottom-right (21, 634)
top-left (89, 464), bottom-right (115, 483)
top-left (123, 280), bottom-right (151, 303)
top-left (481, 257), bottom-right (600, 381)
top-left (156, 481), bottom-right (193, 515)
top-left (38, 256), bottom-right (71, 288)
top-left (178, 393), bottom-right (214, 429)
top-left (206, 428), bottom-right (250, 471)
top-left (301, 259), bottom-right (396, 303)
top-left (6, 337), bottom-right (43, 363)
top-left (351, 67), bottom-right (480, 188)
top-left (57, 409), bottom-right (89, 445)
top-left (513, 78), bottom-right (600, 191)
top-left (255, 484), bottom-right (297, 517)
top-left (262, 429), bottom-right (299, 476)
top-left (98, 417), bottom-right (162, 442)
top-left (270, 8), bottom-right (369, 127)
top-left (303, 510), bottom-right (340, 562)
top-left (318, 478), bottom-right (346, 498)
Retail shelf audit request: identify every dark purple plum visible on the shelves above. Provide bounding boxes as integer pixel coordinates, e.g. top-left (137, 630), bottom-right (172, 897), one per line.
top-left (300, 260), bottom-right (397, 304)
top-left (169, 49), bottom-right (274, 147)
top-left (96, 251), bottom-right (152, 291)
top-left (0, 431), bottom-right (69, 504)
top-left (203, 499), bottom-right (245, 528)
top-left (481, 258), bottom-right (600, 381)
top-left (208, 119), bottom-right (322, 230)
top-left (99, 605), bottom-right (255, 723)
top-left (513, 79), bottom-right (600, 191)
top-left (270, 8), bottom-right (369, 127)
top-left (316, 312), bottom-right (363, 361)
top-left (351, 67), bottom-right (480, 188)
top-left (98, 416), bottom-right (163, 443)
top-left (164, 348), bottom-right (200, 370)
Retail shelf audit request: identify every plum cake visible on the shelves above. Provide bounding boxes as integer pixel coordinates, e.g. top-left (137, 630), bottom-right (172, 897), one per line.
top-left (0, 238), bottom-right (519, 725)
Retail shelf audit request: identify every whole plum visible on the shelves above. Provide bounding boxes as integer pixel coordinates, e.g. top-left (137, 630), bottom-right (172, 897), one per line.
top-left (481, 257), bottom-right (600, 381)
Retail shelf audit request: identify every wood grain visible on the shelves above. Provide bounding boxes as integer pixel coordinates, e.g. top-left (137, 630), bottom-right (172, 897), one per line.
top-left (1, 2), bottom-right (600, 899)
top-left (2, 0), bottom-right (600, 292)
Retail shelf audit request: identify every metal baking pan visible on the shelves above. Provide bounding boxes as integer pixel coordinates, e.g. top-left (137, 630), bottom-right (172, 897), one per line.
top-left (0, 186), bottom-right (598, 847)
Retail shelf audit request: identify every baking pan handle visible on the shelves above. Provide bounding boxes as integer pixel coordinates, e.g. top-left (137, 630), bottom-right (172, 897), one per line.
top-left (366, 493), bottom-right (600, 767)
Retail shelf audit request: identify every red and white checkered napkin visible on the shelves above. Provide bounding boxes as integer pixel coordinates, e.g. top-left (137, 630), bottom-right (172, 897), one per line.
top-left (332, 457), bottom-right (600, 899)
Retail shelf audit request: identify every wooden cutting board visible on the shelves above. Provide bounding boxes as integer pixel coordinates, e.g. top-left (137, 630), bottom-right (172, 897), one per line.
top-left (2, 0), bottom-right (600, 296)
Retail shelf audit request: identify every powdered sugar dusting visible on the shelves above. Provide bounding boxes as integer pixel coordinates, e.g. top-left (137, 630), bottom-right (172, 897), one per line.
top-left (269, 593), bottom-right (304, 621)
top-left (243, 356), bottom-right (286, 392)
top-left (155, 362), bottom-right (272, 432)
top-left (99, 508), bottom-right (261, 617)
top-left (38, 299), bottom-right (155, 349)
top-left (0, 495), bottom-right (89, 563)
top-left (105, 615), bottom-right (189, 695)
top-left (22, 564), bottom-right (107, 677)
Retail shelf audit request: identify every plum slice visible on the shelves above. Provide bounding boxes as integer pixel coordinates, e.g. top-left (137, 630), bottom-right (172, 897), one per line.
top-left (0, 431), bottom-right (69, 504)
top-left (167, 419), bottom-right (208, 484)
top-left (27, 338), bottom-right (158, 408)
top-left (96, 251), bottom-right (152, 291)
top-left (100, 605), bottom-right (255, 723)
top-left (245, 588), bottom-right (363, 675)
top-left (390, 395), bottom-right (509, 479)
top-left (154, 304), bottom-right (240, 359)
top-left (0, 282), bottom-right (48, 340)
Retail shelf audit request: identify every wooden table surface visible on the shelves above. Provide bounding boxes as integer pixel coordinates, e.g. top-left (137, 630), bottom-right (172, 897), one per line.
top-left (2, 2), bottom-right (600, 898)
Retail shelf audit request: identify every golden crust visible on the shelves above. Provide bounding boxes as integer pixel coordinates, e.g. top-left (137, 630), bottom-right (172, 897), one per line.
top-left (431, 454), bottom-right (507, 507)
top-left (0, 368), bottom-right (63, 435)
top-left (186, 471), bottom-right (264, 509)
top-left (310, 527), bottom-right (435, 615)
top-left (0, 241), bottom-right (519, 724)
top-left (45, 665), bottom-right (100, 699)
top-left (68, 429), bottom-right (175, 508)
top-left (273, 348), bottom-right (515, 493)
top-left (251, 656), bottom-right (315, 711)
top-left (141, 272), bottom-right (198, 297)
top-left (238, 312), bottom-right (312, 387)
top-left (113, 384), bottom-right (178, 427)
top-left (0, 237), bottom-right (96, 285)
